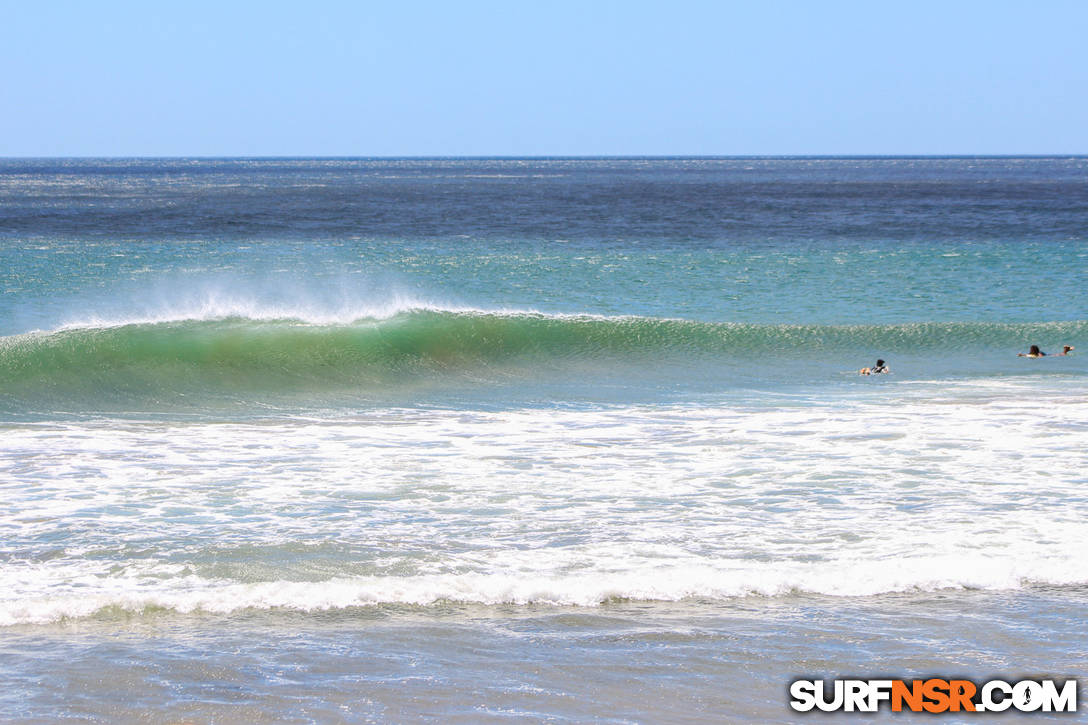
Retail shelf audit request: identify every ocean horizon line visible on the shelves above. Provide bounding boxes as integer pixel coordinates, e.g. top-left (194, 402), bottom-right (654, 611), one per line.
top-left (2, 153), bottom-right (1087, 161)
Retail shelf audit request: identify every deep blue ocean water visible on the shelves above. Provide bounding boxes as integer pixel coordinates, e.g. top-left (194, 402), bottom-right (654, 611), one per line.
top-left (1, 158), bottom-right (1086, 721)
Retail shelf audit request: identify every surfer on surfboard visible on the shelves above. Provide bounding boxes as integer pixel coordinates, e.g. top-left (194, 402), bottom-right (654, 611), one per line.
top-left (859, 359), bottom-right (889, 375)
top-left (1019, 344), bottom-right (1075, 358)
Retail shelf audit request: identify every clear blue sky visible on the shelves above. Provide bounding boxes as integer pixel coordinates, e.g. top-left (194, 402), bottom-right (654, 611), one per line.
top-left (2, 0), bottom-right (1085, 156)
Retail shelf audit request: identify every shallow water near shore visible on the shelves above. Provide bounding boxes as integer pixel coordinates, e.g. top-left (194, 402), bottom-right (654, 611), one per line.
top-left (4, 590), bottom-right (1087, 723)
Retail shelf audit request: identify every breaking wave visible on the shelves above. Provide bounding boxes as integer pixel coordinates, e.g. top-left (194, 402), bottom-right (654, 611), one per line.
top-left (0, 310), bottom-right (1082, 406)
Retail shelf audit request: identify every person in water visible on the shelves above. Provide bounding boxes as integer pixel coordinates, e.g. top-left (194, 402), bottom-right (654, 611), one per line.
top-left (1057, 345), bottom-right (1075, 356)
top-left (859, 359), bottom-right (889, 375)
top-left (1019, 345), bottom-right (1046, 358)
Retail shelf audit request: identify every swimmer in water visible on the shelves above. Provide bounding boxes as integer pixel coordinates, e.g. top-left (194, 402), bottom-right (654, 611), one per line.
top-left (859, 359), bottom-right (889, 375)
top-left (1018, 345), bottom-right (1046, 358)
top-left (1056, 345), bottom-right (1075, 356)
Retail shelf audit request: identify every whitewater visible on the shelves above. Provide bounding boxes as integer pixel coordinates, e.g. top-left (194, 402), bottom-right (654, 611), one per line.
top-left (4, 388), bottom-right (1088, 627)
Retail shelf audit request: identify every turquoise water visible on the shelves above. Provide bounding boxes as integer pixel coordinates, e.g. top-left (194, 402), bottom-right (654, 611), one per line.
top-left (5, 237), bottom-right (1086, 332)
top-left (3, 239), bottom-right (1085, 415)
top-left (1, 158), bottom-right (1086, 721)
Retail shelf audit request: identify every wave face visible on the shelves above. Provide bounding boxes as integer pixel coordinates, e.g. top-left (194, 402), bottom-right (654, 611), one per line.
top-left (3, 312), bottom-right (1084, 409)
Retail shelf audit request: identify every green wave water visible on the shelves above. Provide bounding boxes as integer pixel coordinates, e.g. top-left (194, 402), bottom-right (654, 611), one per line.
top-left (1, 311), bottom-right (1083, 411)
